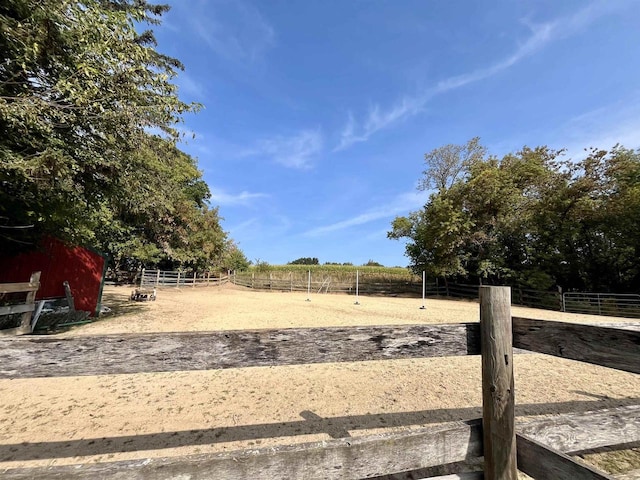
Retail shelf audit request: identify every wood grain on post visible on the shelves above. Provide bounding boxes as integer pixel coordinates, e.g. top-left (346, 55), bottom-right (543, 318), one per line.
top-left (19, 271), bottom-right (40, 335)
top-left (480, 286), bottom-right (517, 479)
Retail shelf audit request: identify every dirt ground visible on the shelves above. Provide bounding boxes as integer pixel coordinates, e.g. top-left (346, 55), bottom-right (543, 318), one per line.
top-left (0, 284), bottom-right (638, 475)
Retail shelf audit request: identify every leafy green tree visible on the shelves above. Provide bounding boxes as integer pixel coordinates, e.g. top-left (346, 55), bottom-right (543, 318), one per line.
top-left (223, 242), bottom-right (250, 271)
top-left (363, 260), bottom-right (384, 267)
top-left (0, 1), bottom-right (236, 274)
top-left (420, 137), bottom-right (486, 191)
top-left (0, 0), bottom-right (196, 250)
top-left (254, 259), bottom-right (271, 273)
top-left (390, 139), bottom-right (640, 292)
top-left (288, 257), bottom-right (319, 265)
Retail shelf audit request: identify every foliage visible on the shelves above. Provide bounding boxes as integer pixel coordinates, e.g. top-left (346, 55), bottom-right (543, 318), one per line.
top-left (419, 137), bottom-right (486, 191)
top-left (288, 257), bottom-right (320, 265)
top-left (254, 259), bottom-right (271, 273)
top-left (0, 1), bottom-right (245, 272)
top-left (223, 242), bottom-right (250, 271)
top-left (363, 259), bottom-right (384, 267)
top-left (390, 140), bottom-right (640, 292)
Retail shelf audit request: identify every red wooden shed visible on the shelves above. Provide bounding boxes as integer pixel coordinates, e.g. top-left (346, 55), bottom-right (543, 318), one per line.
top-left (0, 237), bottom-right (108, 316)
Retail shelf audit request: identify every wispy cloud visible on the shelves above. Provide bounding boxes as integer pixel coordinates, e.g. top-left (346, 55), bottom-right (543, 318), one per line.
top-left (176, 72), bottom-right (206, 101)
top-left (248, 129), bottom-right (323, 169)
top-left (190, 0), bottom-right (275, 63)
top-left (335, 1), bottom-right (630, 151)
top-left (557, 95), bottom-right (640, 157)
top-left (304, 190), bottom-right (429, 237)
top-left (227, 217), bottom-right (258, 234)
top-left (209, 187), bottom-right (269, 206)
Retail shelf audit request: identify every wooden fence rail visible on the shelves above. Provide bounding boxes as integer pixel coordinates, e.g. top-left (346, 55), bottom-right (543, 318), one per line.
top-left (0, 271), bottom-right (40, 335)
top-left (3, 405), bottom-right (638, 480)
top-left (512, 317), bottom-right (640, 374)
top-left (2, 319), bottom-right (637, 379)
top-left (140, 269), bottom-right (229, 288)
top-left (0, 323), bottom-right (479, 378)
top-left (0, 286), bottom-right (637, 478)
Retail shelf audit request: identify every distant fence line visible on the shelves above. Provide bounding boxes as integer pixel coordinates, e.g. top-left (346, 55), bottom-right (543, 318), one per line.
top-left (230, 271), bottom-right (565, 311)
top-left (230, 270), bottom-right (640, 318)
top-left (140, 269), bottom-right (228, 288)
top-left (138, 269), bottom-right (640, 318)
top-left (562, 292), bottom-right (640, 319)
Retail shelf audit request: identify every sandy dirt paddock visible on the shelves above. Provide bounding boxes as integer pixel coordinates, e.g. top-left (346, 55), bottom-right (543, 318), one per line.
top-left (0, 284), bottom-right (638, 475)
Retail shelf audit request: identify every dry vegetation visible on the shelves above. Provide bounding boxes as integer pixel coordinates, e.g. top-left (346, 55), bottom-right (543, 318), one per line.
top-left (0, 284), bottom-right (638, 475)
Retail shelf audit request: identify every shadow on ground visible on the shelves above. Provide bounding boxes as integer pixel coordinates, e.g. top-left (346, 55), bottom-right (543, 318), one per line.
top-left (1, 397), bottom-right (638, 462)
top-left (99, 288), bottom-right (149, 320)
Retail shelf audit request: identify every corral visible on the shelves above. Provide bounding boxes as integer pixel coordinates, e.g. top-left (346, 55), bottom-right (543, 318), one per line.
top-left (0, 284), bottom-right (638, 478)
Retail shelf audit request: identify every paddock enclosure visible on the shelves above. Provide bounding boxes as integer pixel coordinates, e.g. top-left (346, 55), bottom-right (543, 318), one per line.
top-left (0, 284), bottom-right (638, 478)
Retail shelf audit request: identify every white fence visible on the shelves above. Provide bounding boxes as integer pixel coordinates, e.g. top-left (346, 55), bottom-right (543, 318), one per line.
top-left (563, 292), bottom-right (640, 318)
top-left (141, 269), bottom-right (229, 288)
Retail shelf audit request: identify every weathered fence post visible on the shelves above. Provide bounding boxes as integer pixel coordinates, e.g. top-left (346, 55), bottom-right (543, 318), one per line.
top-left (193, 272), bottom-right (197, 288)
top-left (480, 286), bottom-right (517, 480)
top-left (177, 271), bottom-right (181, 288)
top-left (156, 269), bottom-right (160, 286)
top-left (19, 271), bottom-right (41, 334)
top-left (558, 286), bottom-right (564, 311)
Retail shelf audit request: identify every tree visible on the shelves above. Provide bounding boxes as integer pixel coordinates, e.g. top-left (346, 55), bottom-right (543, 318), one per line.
top-left (254, 259), bottom-right (271, 273)
top-left (0, 0), bottom-right (197, 251)
top-left (223, 242), bottom-right (250, 271)
top-left (420, 137), bottom-right (486, 191)
top-left (0, 1), bottom-right (236, 273)
top-left (390, 139), bottom-right (640, 292)
top-left (288, 257), bottom-right (319, 265)
top-left (363, 260), bottom-right (384, 267)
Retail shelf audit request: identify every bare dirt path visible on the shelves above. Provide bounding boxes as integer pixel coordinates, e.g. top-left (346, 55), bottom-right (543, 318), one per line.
top-left (0, 285), bottom-right (638, 473)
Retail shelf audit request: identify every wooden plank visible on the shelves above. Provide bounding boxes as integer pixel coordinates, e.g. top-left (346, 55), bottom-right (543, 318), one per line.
top-left (0, 282), bottom-right (38, 294)
top-left (480, 286), bottom-right (517, 480)
top-left (512, 317), bottom-right (640, 374)
top-left (19, 271), bottom-right (40, 334)
top-left (418, 474), bottom-right (482, 480)
top-left (517, 433), bottom-right (615, 479)
top-left (5, 405), bottom-right (640, 478)
top-left (0, 303), bottom-right (35, 316)
top-left (614, 469), bottom-right (640, 479)
top-left (0, 326), bottom-right (24, 336)
top-left (517, 405), bottom-right (640, 454)
top-left (1, 420), bottom-right (482, 480)
top-left (0, 323), bottom-right (480, 378)
top-left (587, 322), bottom-right (640, 331)
top-left (63, 280), bottom-right (75, 311)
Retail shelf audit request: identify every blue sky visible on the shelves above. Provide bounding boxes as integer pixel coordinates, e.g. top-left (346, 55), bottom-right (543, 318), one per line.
top-left (153, 0), bottom-right (640, 267)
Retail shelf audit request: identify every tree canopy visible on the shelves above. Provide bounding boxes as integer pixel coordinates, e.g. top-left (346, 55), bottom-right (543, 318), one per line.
top-left (0, 0), bottom-right (245, 271)
top-left (288, 257), bottom-right (320, 265)
top-left (389, 140), bottom-right (640, 292)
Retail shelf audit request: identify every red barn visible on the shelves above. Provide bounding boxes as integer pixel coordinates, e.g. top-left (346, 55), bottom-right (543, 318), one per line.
top-left (0, 237), bottom-right (108, 316)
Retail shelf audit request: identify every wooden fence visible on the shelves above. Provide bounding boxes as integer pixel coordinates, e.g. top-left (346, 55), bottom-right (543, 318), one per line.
top-left (0, 286), bottom-right (638, 478)
top-left (231, 272), bottom-right (564, 310)
top-left (0, 271), bottom-right (41, 335)
top-left (140, 269), bottom-right (229, 288)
